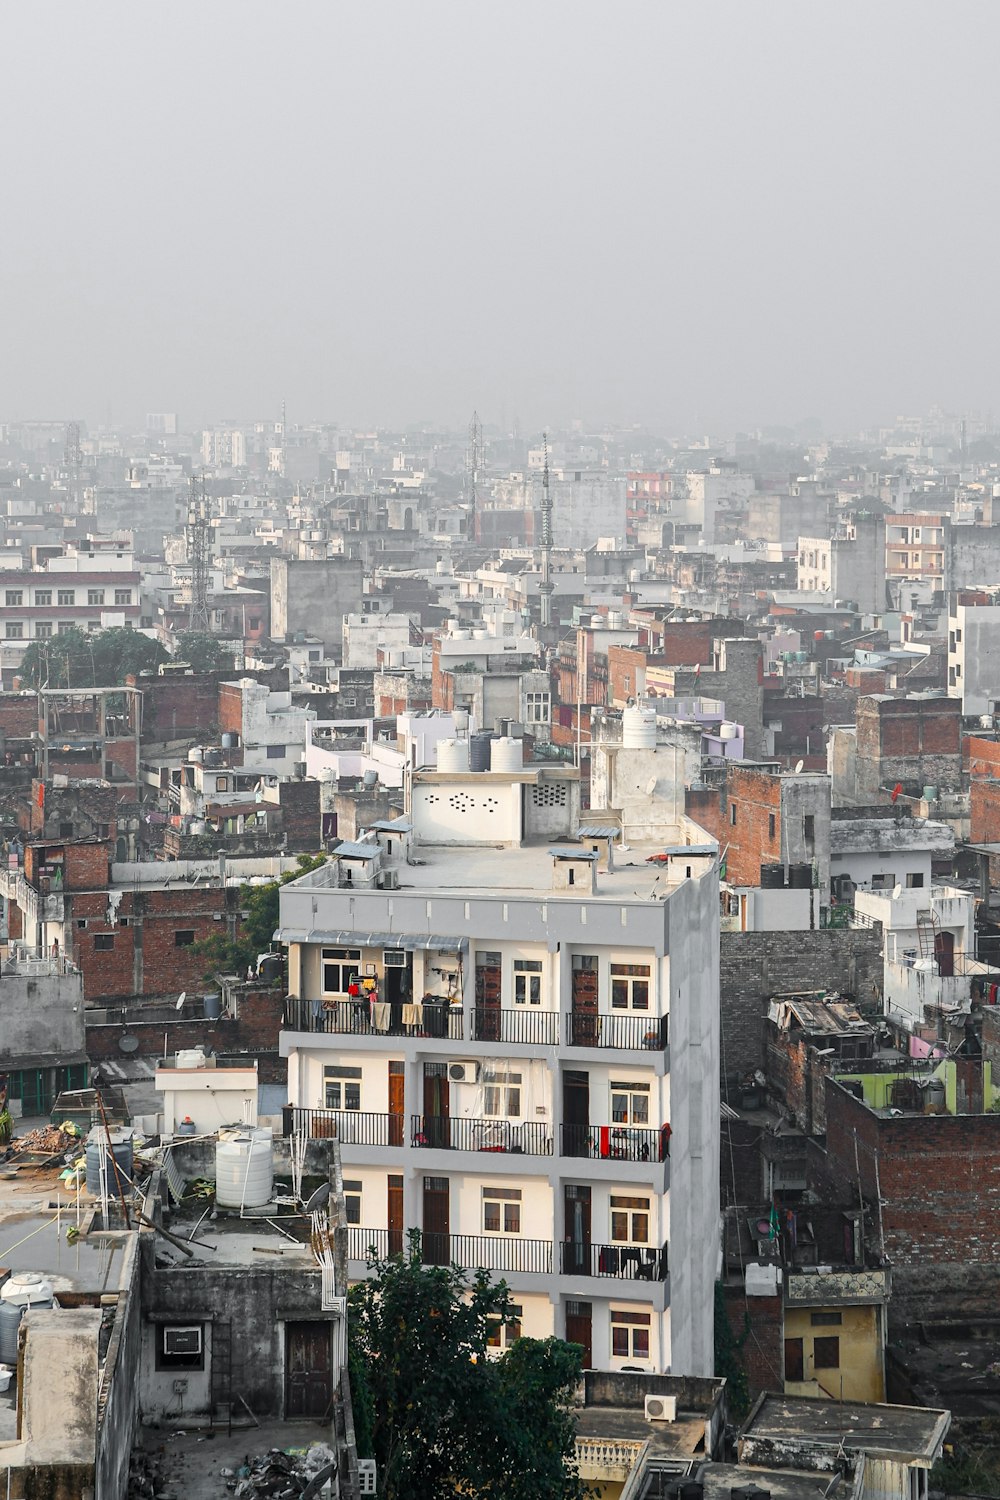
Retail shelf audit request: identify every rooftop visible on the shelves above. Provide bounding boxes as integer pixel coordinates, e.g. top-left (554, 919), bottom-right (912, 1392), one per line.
top-left (741, 1393), bottom-right (949, 1462)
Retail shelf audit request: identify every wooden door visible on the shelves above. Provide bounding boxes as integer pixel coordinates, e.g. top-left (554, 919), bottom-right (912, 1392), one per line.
top-left (935, 929), bottom-right (955, 978)
top-left (423, 1176), bottom-right (450, 1266)
top-left (565, 1302), bottom-right (593, 1370)
top-left (571, 956), bottom-right (599, 1046)
top-left (285, 1322), bottom-right (332, 1419)
top-left (563, 1070), bottom-right (590, 1157)
top-left (388, 1062), bottom-right (404, 1148)
top-left (423, 1063), bottom-right (450, 1149)
top-left (563, 1184), bottom-right (591, 1275)
top-left (387, 1174), bottom-right (403, 1257)
top-left (476, 953), bottom-right (502, 1041)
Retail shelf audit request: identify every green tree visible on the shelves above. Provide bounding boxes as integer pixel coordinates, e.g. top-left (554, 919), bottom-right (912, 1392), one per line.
top-left (192, 853), bottom-right (326, 977)
top-left (19, 626), bottom-right (169, 689)
top-left (175, 632), bottom-right (238, 673)
top-left (349, 1233), bottom-right (591, 1500)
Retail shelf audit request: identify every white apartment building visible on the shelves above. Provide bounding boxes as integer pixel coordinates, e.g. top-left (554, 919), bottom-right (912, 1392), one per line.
top-left (277, 758), bottom-right (720, 1377)
top-left (948, 593), bottom-right (1000, 718)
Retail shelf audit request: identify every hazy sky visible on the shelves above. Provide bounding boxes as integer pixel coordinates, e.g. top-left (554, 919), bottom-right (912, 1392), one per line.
top-left (3, 2), bottom-right (998, 436)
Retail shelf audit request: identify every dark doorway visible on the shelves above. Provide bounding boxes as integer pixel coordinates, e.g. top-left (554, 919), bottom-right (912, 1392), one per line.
top-left (384, 955), bottom-right (412, 1031)
top-left (563, 1070), bottom-right (590, 1157)
top-left (565, 1301), bottom-right (593, 1369)
top-left (388, 1174), bottom-right (403, 1257)
top-left (935, 930), bottom-right (955, 978)
top-left (423, 1062), bottom-right (450, 1149)
top-left (571, 956), bottom-right (599, 1046)
top-left (285, 1322), bottom-right (332, 1419)
top-left (476, 951), bottom-right (502, 1041)
top-left (388, 1061), bottom-right (404, 1148)
top-left (563, 1184), bottom-right (592, 1275)
top-left (423, 1176), bottom-right (450, 1265)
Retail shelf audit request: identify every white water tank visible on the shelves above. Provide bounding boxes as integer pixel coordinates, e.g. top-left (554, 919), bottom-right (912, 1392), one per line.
top-left (491, 736), bottom-right (523, 773)
top-left (437, 738), bottom-right (471, 773)
top-left (719, 721), bottom-right (739, 741)
top-left (188, 746), bottom-right (204, 764)
top-left (622, 704), bottom-right (657, 750)
top-left (176, 1047), bottom-right (207, 1069)
top-left (215, 1128), bottom-right (274, 1209)
top-left (0, 1275), bottom-right (54, 1364)
top-left (606, 610), bottom-right (623, 629)
top-left (452, 710), bottom-right (469, 734)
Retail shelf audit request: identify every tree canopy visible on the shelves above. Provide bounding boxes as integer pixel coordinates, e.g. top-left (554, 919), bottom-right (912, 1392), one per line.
top-left (174, 631), bottom-right (238, 673)
top-left (349, 1233), bottom-right (591, 1500)
top-left (18, 626), bottom-right (170, 689)
top-left (192, 853), bottom-right (326, 977)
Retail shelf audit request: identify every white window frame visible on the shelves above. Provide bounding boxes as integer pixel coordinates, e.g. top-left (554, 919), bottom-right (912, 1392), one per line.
top-left (324, 1065), bottom-right (362, 1111)
top-left (610, 1307), bottom-right (651, 1362)
top-left (322, 947), bottom-right (362, 994)
top-left (610, 963), bottom-right (651, 1011)
top-left (486, 1304), bottom-right (522, 1351)
top-left (483, 1071), bottom-right (522, 1118)
top-left (513, 958), bottom-right (543, 1006)
top-left (482, 1186), bottom-right (521, 1235)
top-left (610, 1080), bottom-right (650, 1126)
top-left (343, 1178), bottom-right (362, 1225)
top-left (610, 1194), bottom-right (650, 1245)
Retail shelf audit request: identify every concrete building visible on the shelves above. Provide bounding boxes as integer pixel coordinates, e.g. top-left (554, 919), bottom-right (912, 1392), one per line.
top-left (0, 951), bottom-right (88, 1115)
top-left (855, 883), bottom-right (988, 1033)
top-left (1, 542), bottom-right (141, 685)
top-left (270, 556), bottom-right (365, 657)
top-left (885, 513), bottom-right (947, 597)
top-left (947, 591), bottom-right (1000, 717)
top-left (829, 810), bottom-right (954, 901)
top-left (342, 611), bottom-right (416, 669)
top-left (276, 762), bottom-right (721, 1377)
top-left (796, 513), bottom-right (886, 614)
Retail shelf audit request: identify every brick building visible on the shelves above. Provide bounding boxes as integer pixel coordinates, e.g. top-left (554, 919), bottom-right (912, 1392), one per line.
top-left (854, 695), bottom-right (962, 802)
top-left (687, 764), bottom-right (831, 891)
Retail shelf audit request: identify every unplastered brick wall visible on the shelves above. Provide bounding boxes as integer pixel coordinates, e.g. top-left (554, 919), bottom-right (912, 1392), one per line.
top-left (85, 986), bottom-right (287, 1082)
top-left (823, 1076), bottom-right (1000, 1267)
top-left (72, 886), bottom-right (244, 1002)
top-left (719, 928), bottom-right (883, 1093)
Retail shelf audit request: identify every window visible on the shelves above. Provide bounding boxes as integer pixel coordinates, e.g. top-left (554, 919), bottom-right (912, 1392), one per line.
top-left (784, 1337), bottom-right (804, 1382)
top-left (59, 821), bottom-right (74, 838)
top-left (322, 947), bottom-right (362, 993)
top-left (486, 1304), bottom-right (522, 1349)
top-left (610, 1194), bottom-right (650, 1244)
top-left (114, 589), bottom-right (132, 606)
top-left (343, 1179), bottom-right (362, 1225)
top-left (5, 590), bottom-right (22, 606)
top-left (871, 873), bottom-right (896, 892)
top-left (482, 1186), bottom-right (521, 1234)
top-left (248, 616), bottom-right (261, 631)
top-left (730, 802), bottom-right (737, 826)
top-left (610, 1081), bottom-right (650, 1126)
top-left (94, 934), bottom-right (115, 951)
top-left (523, 691), bottom-right (550, 724)
top-left (5, 623), bottom-right (23, 639)
top-left (811, 1311), bottom-right (842, 1326)
top-left (266, 743), bottom-right (285, 759)
top-left (768, 813), bottom-right (776, 840)
top-left (324, 1066), bottom-right (362, 1111)
top-left (156, 1324), bottom-right (204, 1371)
top-left (216, 776), bottom-right (228, 792)
top-left (610, 963), bottom-right (650, 1010)
top-left (906, 872), bottom-right (924, 889)
top-left (174, 930), bottom-right (195, 947)
top-left (483, 1070), bottom-right (522, 1118)
top-left (34, 589), bottom-right (51, 607)
top-left (58, 621), bottom-right (74, 634)
top-left (611, 1308), bottom-right (650, 1361)
top-left (57, 589), bottom-right (75, 606)
top-left (813, 1336), bottom-right (840, 1369)
top-left (514, 958), bottom-right (542, 1005)
top-left (35, 622), bottom-right (53, 639)
top-left (803, 814), bottom-right (815, 845)
top-left (87, 589), bottom-right (105, 606)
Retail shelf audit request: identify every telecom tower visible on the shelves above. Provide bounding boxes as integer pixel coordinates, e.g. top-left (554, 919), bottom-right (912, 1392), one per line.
top-left (186, 475), bottom-right (212, 633)
top-left (64, 421), bottom-right (83, 509)
top-left (466, 411), bottom-right (483, 541)
top-left (539, 433), bottom-right (554, 628)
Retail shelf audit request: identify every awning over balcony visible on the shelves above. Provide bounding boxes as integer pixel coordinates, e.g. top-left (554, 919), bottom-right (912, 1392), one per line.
top-left (274, 927), bottom-right (468, 953)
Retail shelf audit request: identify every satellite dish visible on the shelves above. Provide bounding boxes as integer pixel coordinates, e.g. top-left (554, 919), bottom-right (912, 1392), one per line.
top-left (645, 777), bottom-right (658, 796)
top-left (118, 1033), bottom-right (139, 1054)
top-left (305, 1182), bottom-right (331, 1214)
top-left (892, 885), bottom-right (903, 900)
top-left (175, 992), bottom-right (187, 1011)
top-left (794, 760), bottom-right (804, 774)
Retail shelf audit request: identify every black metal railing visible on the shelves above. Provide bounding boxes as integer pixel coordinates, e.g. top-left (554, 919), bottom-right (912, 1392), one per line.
top-left (560, 1240), bottom-right (669, 1281)
top-left (283, 1106), bottom-right (403, 1147)
top-left (472, 1007), bottom-right (560, 1045)
top-left (346, 1227), bottom-right (553, 1274)
top-left (347, 1227), bottom-right (393, 1261)
top-left (410, 1114), bottom-right (553, 1155)
top-left (560, 1123), bottom-right (668, 1162)
top-left (566, 1013), bottom-right (669, 1050)
top-left (283, 996), bottom-right (464, 1040)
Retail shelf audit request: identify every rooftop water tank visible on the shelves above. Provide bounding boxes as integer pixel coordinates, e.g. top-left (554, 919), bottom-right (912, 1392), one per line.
top-left (491, 736), bottom-right (523, 773)
top-left (0, 1275), bottom-right (54, 1364)
top-left (606, 610), bottom-right (624, 629)
top-left (85, 1128), bottom-right (134, 1197)
top-left (718, 721), bottom-right (739, 741)
top-left (622, 704), bottom-right (657, 750)
top-left (176, 1047), bottom-right (207, 1069)
top-left (469, 732), bottom-right (494, 773)
top-left (437, 738), bottom-right (471, 773)
top-left (760, 863), bottom-right (786, 889)
top-left (188, 746), bottom-right (204, 764)
top-left (452, 710), bottom-right (469, 733)
top-left (215, 1128), bottom-right (274, 1209)
top-left (362, 769), bottom-right (379, 789)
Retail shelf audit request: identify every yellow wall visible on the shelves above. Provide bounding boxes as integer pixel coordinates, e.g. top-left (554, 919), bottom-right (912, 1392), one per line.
top-left (784, 1303), bottom-right (884, 1403)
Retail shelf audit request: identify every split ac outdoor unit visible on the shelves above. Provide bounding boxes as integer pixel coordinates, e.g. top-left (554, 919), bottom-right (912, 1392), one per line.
top-left (448, 1061), bottom-right (480, 1085)
top-left (644, 1394), bottom-right (677, 1422)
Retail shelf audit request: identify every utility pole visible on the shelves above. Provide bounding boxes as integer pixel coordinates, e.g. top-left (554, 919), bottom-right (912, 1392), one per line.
top-left (539, 433), bottom-right (554, 630)
top-left (186, 475), bottom-right (212, 633)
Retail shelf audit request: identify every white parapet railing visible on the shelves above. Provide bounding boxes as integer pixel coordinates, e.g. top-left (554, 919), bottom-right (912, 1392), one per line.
top-left (574, 1436), bottom-right (648, 1483)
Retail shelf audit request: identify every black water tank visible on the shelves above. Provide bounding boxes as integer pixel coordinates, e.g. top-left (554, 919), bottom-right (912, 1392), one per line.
top-left (759, 862), bottom-right (785, 889)
top-left (469, 732), bottom-right (494, 773)
top-left (788, 861), bottom-right (813, 889)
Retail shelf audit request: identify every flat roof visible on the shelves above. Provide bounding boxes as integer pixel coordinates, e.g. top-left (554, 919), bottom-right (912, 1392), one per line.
top-left (743, 1393), bottom-right (949, 1460)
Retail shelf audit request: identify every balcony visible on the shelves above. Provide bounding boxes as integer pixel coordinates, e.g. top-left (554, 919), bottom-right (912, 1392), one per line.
top-left (283, 996), bottom-right (464, 1041)
top-left (560, 1124), bottom-right (668, 1162)
top-left (346, 1227), bottom-right (553, 1274)
top-left (283, 1106), bottom-right (402, 1146)
top-left (565, 1014), bottom-right (669, 1051)
top-left (560, 1240), bottom-right (669, 1281)
top-left (410, 1114), bottom-right (553, 1156)
top-left (472, 1007), bottom-right (560, 1045)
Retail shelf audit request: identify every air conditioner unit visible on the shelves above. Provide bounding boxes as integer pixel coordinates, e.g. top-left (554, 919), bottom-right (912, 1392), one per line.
top-left (448, 1061), bottom-right (480, 1085)
top-left (380, 870), bottom-right (400, 890)
top-left (163, 1325), bottom-right (202, 1358)
top-left (644, 1393), bottom-right (677, 1422)
top-left (383, 948), bottom-right (406, 966)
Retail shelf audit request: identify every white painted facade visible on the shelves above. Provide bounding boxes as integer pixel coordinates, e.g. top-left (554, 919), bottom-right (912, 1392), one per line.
top-left (948, 598), bottom-right (1000, 717)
